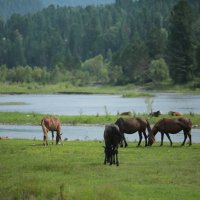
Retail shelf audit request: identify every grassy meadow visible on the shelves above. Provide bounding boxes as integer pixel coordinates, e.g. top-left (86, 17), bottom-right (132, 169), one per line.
top-left (0, 139), bottom-right (199, 200)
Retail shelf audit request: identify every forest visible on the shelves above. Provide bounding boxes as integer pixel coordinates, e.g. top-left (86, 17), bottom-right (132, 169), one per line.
top-left (0, 0), bottom-right (200, 88)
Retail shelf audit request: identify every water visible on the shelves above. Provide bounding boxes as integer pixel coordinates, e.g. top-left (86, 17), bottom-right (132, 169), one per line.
top-left (0, 93), bottom-right (199, 115)
top-left (0, 93), bottom-right (199, 143)
top-left (0, 124), bottom-right (199, 143)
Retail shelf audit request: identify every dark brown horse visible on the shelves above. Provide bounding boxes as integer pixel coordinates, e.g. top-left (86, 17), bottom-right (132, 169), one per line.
top-left (115, 117), bottom-right (151, 147)
top-left (148, 117), bottom-right (192, 146)
top-left (104, 124), bottom-right (122, 166)
top-left (41, 116), bottom-right (62, 146)
top-left (149, 110), bottom-right (161, 117)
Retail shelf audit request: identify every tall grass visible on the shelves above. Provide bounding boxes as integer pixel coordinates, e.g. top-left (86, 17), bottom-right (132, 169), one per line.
top-left (0, 139), bottom-right (200, 200)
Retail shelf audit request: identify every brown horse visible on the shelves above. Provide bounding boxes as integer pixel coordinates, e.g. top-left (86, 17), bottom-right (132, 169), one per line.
top-left (119, 111), bottom-right (132, 116)
top-left (115, 117), bottom-right (151, 147)
top-left (41, 116), bottom-right (62, 146)
top-left (168, 111), bottom-right (183, 116)
top-left (148, 117), bottom-right (192, 146)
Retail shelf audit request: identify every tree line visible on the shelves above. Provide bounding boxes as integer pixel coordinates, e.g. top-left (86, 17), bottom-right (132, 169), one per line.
top-left (0, 0), bottom-right (200, 87)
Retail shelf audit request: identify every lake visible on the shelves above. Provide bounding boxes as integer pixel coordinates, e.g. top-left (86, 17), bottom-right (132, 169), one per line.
top-left (0, 124), bottom-right (199, 144)
top-left (0, 93), bottom-right (199, 115)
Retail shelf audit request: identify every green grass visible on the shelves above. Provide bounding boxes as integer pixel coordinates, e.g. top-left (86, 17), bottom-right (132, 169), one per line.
top-left (0, 83), bottom-right (152, 97)
top-left (0, 112), bottom-right (200, 127)
top-left (0, 139), bottom-right (199, 200)
top-left (1, 82), bottom-right (200, 95)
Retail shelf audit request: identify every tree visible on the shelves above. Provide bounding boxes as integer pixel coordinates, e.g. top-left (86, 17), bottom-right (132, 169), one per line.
top-left (167, 0), bottom-right (195, 84)
top-left (113, 39), bottom-right (149, 83)
top-left (81, 55), bottom-right (109, 84)
top-left (148, 58), bottom-right (170, 83)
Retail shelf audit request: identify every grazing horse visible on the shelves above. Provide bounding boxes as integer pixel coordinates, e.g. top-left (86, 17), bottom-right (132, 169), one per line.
top-left (104, 124), bottom-right (122, 166)
top-left (41, 116), bottom-right (62, 146)
top-left (168, 111), bottom-right (183, 116)
top-left (148, 117), bottom-right (192, 146)
top-left (115, 117), bottom-right (151, 147)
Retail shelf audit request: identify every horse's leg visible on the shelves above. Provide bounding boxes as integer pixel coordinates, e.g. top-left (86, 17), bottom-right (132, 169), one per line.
top-left (187, 130), bottom-right (192, 146)
top-left (165, 133), bottom-right (173, 146)
top-left (143, 131), bottom-right (148, 146)
top-left (113, 153), bottom-right (115, 164)
top-left (42, 126), bottom-right (48, 146)
top-left (43, 129), bottom-right (48, 146)
top-left (43, 134), bottom-right (47, 146)
top-left (181, 131), bottom-right (188, 146)
top-left (43, 131), bottom-right (48, 146)
top-left (104, 153), bottom-right (106, 165)
top-left (110, 153), bottom-right (113, 165)
top-left (122, 133), bottom-right (128, 148)
top-left (51, 131), bottom-right (54, 144)
top-left (120, 133), bottom-right (124, 147)
top-left (160, 132), bottom-right (164, 146)
top-left (137, 131), bottom-right (143, 146)
top-left (115, 148), bottom-right (119, 166)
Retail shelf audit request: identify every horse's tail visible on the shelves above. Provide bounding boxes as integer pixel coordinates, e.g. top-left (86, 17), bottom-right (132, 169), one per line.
top-left (188, 118), bottom-right (192, 128)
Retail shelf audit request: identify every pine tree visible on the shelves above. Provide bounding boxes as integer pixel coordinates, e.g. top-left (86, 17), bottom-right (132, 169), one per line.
top-left (167, 0), bottom-right (195, 84)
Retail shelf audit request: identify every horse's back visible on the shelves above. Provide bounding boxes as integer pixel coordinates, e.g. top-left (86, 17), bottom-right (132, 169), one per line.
top-left (41, 116), bottom-right (61, 131)
top-left (156, 118), bottom-right (191, 133)
top-left (104, 124), bottom-right (121, 144)
top-left (115, 117), bottom-right (147, 133)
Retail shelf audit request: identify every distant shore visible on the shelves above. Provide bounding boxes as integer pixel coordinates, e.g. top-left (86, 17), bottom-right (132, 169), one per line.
top-left (0, 82), bottom-right (200, 96)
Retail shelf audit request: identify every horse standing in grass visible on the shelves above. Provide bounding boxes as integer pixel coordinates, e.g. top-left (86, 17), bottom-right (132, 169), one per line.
top-left (104, 124), bottom-right (122, 166)
top-left (41, 116), bottom-right (62, 146)
top-left (115, 117), bottom-right (151, 147)
top-left (148, 117), bottom-right (192, 146)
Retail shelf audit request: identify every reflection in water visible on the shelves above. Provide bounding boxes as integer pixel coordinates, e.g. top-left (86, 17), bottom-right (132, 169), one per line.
top-left (0, 124), bottom-right (199, 143)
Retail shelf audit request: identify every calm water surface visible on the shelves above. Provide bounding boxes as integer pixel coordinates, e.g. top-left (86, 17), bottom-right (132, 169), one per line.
top-left (0, 93), bottom-right (199, 115)
top-left (0, 124), bottom-right (199, 143)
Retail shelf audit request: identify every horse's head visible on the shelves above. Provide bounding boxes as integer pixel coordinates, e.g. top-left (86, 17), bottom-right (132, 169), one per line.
top-left (147, 133), bottom-right (155, 146)
top-left (56, 133), bottom-right (62, 144)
